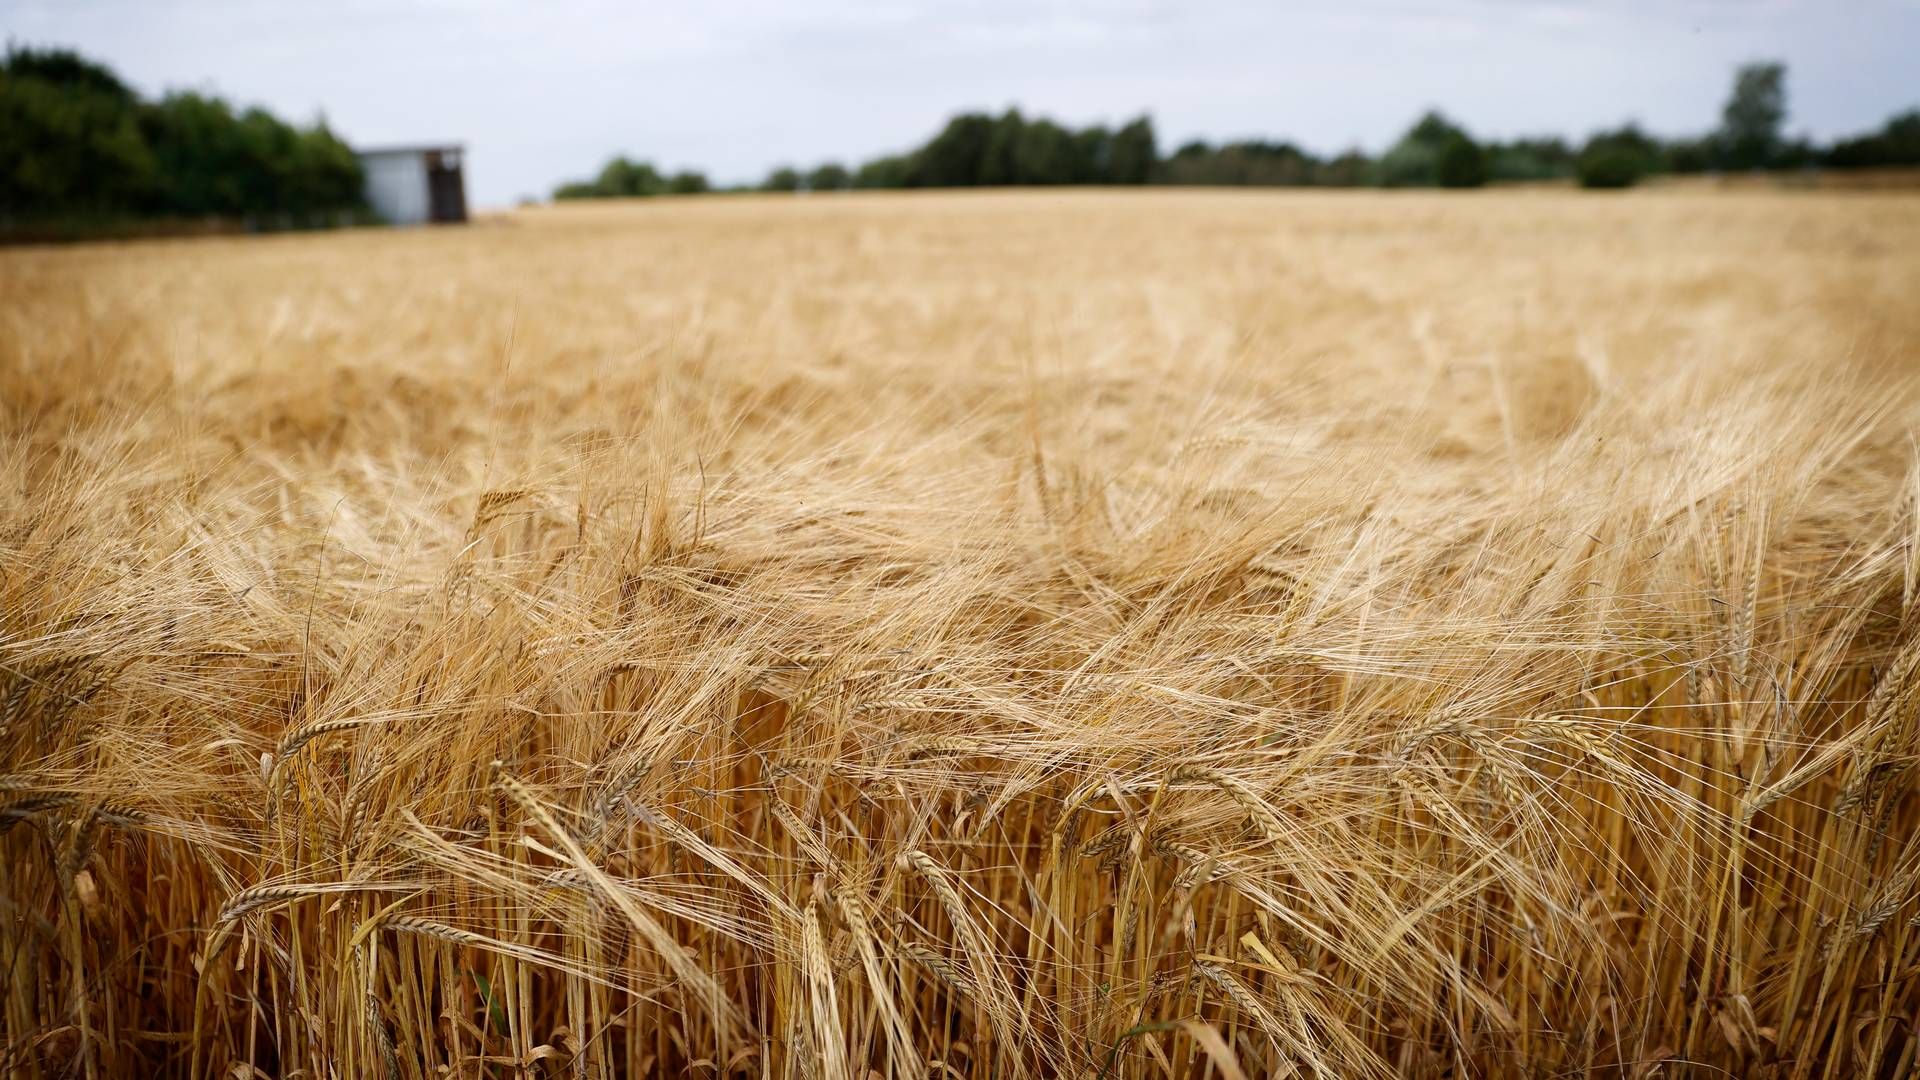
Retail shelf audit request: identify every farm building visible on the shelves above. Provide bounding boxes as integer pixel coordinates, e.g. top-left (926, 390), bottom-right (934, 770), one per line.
top-left (356, 144), bottom-right (468, 225)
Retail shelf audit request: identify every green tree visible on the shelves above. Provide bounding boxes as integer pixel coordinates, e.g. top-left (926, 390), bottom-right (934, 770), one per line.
top-left (852, 154), bottom-right (912, 189)
top-left (1576, 148), bottom-right (1643, 189)
top-left (1071, 125), bottom-right (1112, 183)
top-left (978, 109), bottom-right (1025, 185)
top-left (1158, 139), bottom-right (1213, 183)
top-left (1664, 136), bottom-right (1715, 174)
top-left (236, 107), bottom-right (302, 215)
top-left (762, 166), bottom-right (801, 192)
top-left (1157, 140), bottom-right (1320, 186)
top-left (141, 92), bottom-right (362, 220)
top-left (806, 162), bottom-right (851, 191)
top-left (552, 156), bottom-right (665, 199)
top-left (1486, 137), bottom-right (1574, 181)
top-left (612, 157), bottom-right (667, 196)
top-left (911, 113), bottom-right (995, 186)
top-left (666, 170), bottom-right (708, 195)
top-left (1109, 116), bottom-right (1156, 184)
top-left (1315, 150), bottom-right (1372, 186)
top-left (1013, 117), bottom-right (1077, 184)
top-left (1435, 134), bottom-right (1486, 188)
top-left (1717, 61), bottom-right (1786, 170)
top-left (3, 46), bottom-right (138, 103)
top-left (144, 93), bottom-right (248, 214)
top-left (2, 46), bottom-right (358, 229)
top-left (1577, 124), bottom-right (1661, 188)
top-left (289, 120), bottom-right (363, 215)
top-left (0, 46), bottom-right (156, 218)
top-left (1374, 111), bottom-right (1483, 188)
top-left (1826, 109), bottom-right (1920, 168)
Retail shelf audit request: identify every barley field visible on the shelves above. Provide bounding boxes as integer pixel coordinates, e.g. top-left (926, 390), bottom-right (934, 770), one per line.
top-left (3, 190), bottom-right (1919, 1078)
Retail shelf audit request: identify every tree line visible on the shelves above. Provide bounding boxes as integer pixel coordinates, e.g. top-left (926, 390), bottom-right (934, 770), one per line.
top-left (0, 46), bottom-right (366, 234)
top-left (6, 44), bottom-right (1916, 230)
top-left (559, 61), bottom-right (1919, 198)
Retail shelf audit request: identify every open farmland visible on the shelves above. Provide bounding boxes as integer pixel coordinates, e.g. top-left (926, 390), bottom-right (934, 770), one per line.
top-left (3, 190), bottom-right (1919, 1077)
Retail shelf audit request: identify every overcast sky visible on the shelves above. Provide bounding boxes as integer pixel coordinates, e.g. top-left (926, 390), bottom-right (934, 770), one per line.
top-left (10, 0), bottom-right (1918, 207)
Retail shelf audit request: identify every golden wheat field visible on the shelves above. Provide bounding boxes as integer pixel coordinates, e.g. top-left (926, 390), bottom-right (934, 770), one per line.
top-left (3, 189), bottom-right (1919, 1078)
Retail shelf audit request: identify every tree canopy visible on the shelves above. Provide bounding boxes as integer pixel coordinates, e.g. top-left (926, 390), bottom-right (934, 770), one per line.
top-left (553, 155), bottom-right (710, 200)
top-left (1718, 62), bottom-right (1787, 170)
top-left (1, 45), bottom-right (364, 229)
top-left (546, 57), bottom-right (1916, 201)
top-left (1826, 110), bottom-right (1920, 169)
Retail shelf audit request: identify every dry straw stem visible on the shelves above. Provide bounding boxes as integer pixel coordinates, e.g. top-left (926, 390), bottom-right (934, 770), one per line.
top-left (832, 885), bottom-right (924, 1077)
top-left (492, 762), bottom-right (752, 1039)
top-left (799, 900), bottom-right (850, 1080)
top-left (3, 190), bottom-right (1920, 1077)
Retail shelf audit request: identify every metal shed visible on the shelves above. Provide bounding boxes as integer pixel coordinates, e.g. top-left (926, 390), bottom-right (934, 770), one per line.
top-left (356, 144), bottom-right (468, 225)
